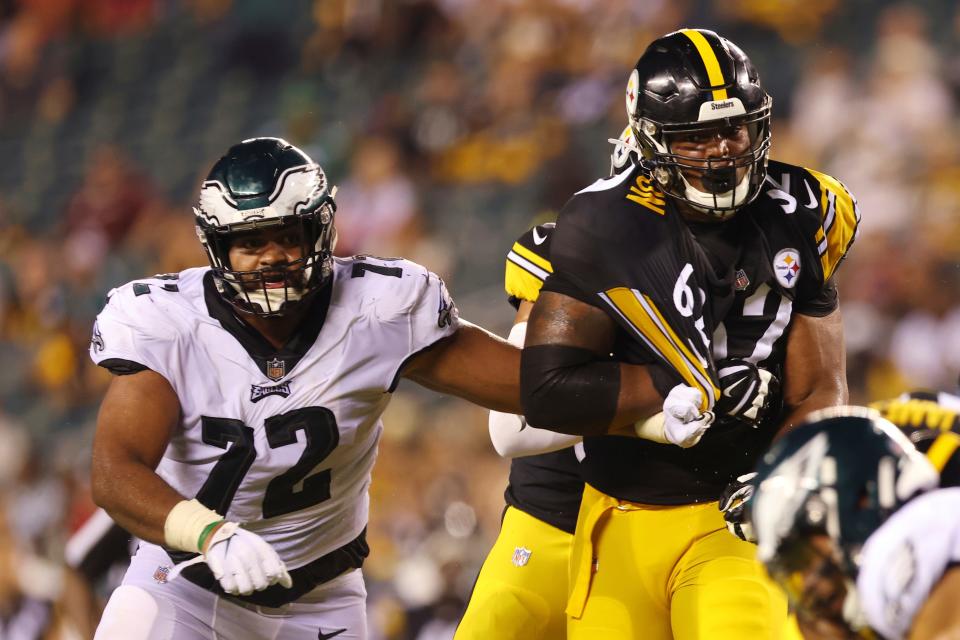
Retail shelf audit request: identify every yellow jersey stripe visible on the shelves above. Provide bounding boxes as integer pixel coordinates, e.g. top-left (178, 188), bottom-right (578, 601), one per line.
top-left (926, 432), bottom-right (960, 473)
top-left (504, 260), bottom-right (546, 303)
top-left (806, 167), bottom-right (859, 280)
top-left (511, 242), bottom-right (553, 274)
top-left (602, 287), bottom-right (717, 411)
top-left (682, 29), bottom-right (728, 101)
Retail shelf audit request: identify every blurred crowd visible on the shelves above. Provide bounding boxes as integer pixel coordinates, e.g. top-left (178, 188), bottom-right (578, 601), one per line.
top-left (0, 0), bottom-right (959, 638)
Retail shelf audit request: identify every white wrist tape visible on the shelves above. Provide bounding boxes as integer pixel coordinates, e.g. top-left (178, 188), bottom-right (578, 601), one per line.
top-left (634, 412), bottom-right (669, 444)
top-left (164, 499), bottom-right (223, 553)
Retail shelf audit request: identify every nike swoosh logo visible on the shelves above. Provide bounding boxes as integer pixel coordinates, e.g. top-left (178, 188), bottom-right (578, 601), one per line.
top-left (724, 377), bottom-right (747, 395)
top-left (318, 628), bottom-right (347, 640)
top-left (803, 180), bottom-right (818, 210)
top-left (531, 227), bottom-right (547, 245)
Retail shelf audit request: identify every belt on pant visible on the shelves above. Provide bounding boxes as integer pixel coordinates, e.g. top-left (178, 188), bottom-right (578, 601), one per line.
top-left (566, 486), bottom-right (621, 619)
top-left (168, 528), bottom-right (368, 608)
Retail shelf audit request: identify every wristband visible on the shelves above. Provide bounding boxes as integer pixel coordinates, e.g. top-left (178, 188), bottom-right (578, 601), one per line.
top-left (164, 499), bottom-right (224, 553)
top-left (634, 412), bottom-right (669, 444)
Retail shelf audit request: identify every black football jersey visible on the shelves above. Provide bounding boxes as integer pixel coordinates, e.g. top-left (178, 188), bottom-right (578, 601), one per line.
top-left (502, 223), bottom-right (584, 533)
top-left (542, 160), bottom-right (860, 504)
top-left (872, 391), bottom-right (960, 487)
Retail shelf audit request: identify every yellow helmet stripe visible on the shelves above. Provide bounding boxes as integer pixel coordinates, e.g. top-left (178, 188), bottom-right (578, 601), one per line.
top-left (681, 29), bottom-right (728, 101)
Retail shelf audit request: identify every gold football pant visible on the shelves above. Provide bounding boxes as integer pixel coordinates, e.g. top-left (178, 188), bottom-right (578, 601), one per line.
top-left (566, 483), bottom-right (789, 640)
top-left (455, 505), bottom-right (572, 640)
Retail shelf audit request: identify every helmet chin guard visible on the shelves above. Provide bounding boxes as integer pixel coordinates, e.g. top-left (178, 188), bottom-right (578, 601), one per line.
top-left (193, 137), bottom-right (338, 317)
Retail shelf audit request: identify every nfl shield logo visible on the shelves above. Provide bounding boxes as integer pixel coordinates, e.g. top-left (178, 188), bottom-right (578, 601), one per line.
top-left (266, 357), bottom-right (286, 381)
top-left (153, 565), bottom-right (170, 584)
top-left (512, 546), bottom-right (532, 567)
top-left (733, 269), bottom-right (750, 291)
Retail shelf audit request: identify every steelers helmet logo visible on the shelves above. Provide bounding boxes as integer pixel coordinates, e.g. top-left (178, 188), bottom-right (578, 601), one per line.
top-left (773, 249), bottom-right (801, 289)
top-left (625, 68), bottom-right (639, 116)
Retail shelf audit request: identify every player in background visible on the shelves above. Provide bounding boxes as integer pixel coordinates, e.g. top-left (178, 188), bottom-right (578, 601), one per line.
top-left (89, 137), bottom-right (522, 639)
top-left (520, 28), bottom-right (858, 638)
top-left (454, 222), bottom-right (582, 639)
top-left (751, 405), bottom-right (960, 640)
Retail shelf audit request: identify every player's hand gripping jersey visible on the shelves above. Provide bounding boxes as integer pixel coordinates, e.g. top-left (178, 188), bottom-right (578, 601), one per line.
top-left (89, 257), bottom-right (458, 606)
top-left (544, 159), bottom-right (860, 503)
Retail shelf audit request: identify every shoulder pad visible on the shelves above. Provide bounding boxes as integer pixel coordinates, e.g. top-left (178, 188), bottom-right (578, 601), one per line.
top-left (803, 167), bottom-right (861, 280)
top-left (858, 489), bottom-right (960, 640)
top-left (576, 166), bottom-right (667, 218)
top-left (335, 256), bottom-right (455, 324)
top-left (870, 395), bottom-right (960, 434)
top-left (505, 223), bottom-right (555, 305)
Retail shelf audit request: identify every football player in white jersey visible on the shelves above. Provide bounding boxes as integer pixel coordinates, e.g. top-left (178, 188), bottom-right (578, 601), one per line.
top-left (88, 137), bottom-right (522, 640)
top-left (751, 405), bottom-right (960, 640)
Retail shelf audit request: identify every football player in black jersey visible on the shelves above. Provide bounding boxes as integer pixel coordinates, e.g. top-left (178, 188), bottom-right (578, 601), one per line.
top-left (520, 29), bottom-right (859, 639)
top-left (454, 222), bottom-right (585, 639)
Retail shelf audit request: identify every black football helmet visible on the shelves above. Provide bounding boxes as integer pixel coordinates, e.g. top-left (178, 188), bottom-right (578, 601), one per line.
top-left (750, 406), bottom-right (938, 632)
top-left (193, 137), bottom-right (337, 317)
top-left (624, 28), bottom-right (772, 218)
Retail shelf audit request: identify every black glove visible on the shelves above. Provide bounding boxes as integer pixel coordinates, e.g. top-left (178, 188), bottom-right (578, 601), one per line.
top-left (718, 472), bottom-right (757, 543)
top-left (714, 359), bottom-right (780, 427)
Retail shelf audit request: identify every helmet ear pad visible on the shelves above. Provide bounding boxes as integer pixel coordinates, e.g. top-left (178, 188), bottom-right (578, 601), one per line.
top-left (193, 137), bottom-right (338, 317)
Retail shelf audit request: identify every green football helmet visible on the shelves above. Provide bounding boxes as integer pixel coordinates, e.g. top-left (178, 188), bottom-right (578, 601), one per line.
top-left (193, 137), bottom-right (337, 317)
top-left (751, 406), bottom-right (938, 631)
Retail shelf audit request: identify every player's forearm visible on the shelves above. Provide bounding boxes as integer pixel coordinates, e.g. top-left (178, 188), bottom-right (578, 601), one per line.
top-left (520, 345), bottom-right (662, 436)
top-left (91, 457), bottom-right (186, 546)
top-left (488, 409), bottom-right (582, 457)
top-left (776, 383), bottom-right (848, 438)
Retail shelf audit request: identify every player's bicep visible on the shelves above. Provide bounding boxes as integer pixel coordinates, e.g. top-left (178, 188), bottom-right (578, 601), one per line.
top-left (401, 321), bottom-right (521, 414)
top-left (525, 291), bottom-right (617, 354)
top-left (92, 369), bottom-right (180, 472)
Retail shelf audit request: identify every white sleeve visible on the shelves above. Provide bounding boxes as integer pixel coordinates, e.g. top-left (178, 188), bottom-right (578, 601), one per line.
top-left (487, 322), bottom-right (582, 458)
top-left (857, 488), bottom-right (960, 640)
top-left (89, 283), bottom-right (175, 380)
top-left (385, 261), bottom-right (460, 390)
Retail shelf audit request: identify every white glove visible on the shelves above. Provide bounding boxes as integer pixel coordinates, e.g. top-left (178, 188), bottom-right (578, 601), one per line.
top-left (172, 522), bottom-right (293, 596)
top-left (635, 385), bottom-right (714, 448)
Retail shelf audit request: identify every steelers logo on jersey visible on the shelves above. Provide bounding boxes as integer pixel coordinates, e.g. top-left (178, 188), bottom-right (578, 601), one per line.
top-left (773, 248), bottom-right (801, 289)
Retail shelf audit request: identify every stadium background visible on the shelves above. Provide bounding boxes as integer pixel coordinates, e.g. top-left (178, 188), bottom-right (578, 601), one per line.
top-left (0, 0), bottom-right (959, 638)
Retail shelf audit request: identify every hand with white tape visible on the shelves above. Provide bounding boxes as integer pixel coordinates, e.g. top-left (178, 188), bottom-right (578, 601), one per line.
top-left (202, 523), bottom-right (292, 596)
top-left (635, 384), bottom-right (714, 448)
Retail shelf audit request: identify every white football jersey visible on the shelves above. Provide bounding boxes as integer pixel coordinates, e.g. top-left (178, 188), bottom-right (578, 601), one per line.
top-left (89, 257), bottom-right (459, 569)
top-left (857, 488), bottom-right (960, 640)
